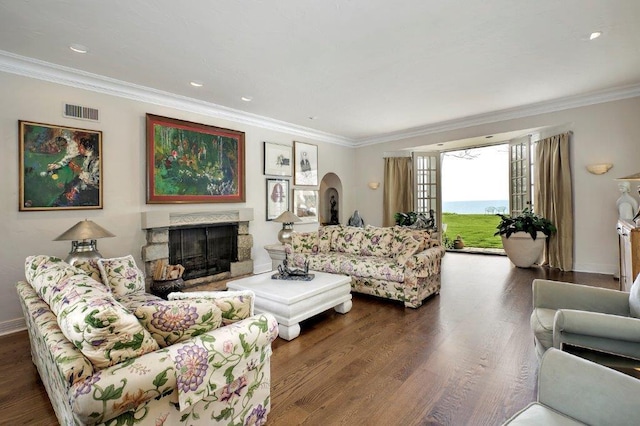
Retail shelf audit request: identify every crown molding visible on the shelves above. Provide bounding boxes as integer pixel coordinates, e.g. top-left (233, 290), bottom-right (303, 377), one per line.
top-left (0, 50), bottom-right (353, 146)
top-left (2, 50), bottom-right (639, 149)
top-left (354, 83), bottom-right (640, 147)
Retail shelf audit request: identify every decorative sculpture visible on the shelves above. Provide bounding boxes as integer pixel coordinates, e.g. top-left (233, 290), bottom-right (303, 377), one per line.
top-left (272, 256), bottom-right (314, 281)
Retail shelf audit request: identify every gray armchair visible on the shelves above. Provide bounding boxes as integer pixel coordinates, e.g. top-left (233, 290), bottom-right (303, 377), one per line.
top-left (503, 348), bottom-right (640, 425)
top-left (531, 278), bottom-right (640, 361)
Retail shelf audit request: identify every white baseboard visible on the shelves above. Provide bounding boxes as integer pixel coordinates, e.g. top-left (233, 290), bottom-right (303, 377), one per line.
top-left (0, 317), bottom-right (26, 336)
top-left (572, 262), bottom-right (617, 276)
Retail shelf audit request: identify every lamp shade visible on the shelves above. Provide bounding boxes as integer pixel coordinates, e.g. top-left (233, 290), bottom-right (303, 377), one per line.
top-left (616, 172), bottom-right (640, 181)
top-left (273, 211), bottom-right (302, 224)
top-left (53, 220), bottom-right (115, 241)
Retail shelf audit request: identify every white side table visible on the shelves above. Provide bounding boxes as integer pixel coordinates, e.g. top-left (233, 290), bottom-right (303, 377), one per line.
top-left (264, 243), bottom-right (286, 271)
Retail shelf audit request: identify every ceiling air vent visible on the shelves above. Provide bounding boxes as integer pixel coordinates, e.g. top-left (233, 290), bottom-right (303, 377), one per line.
top-left (63, 103), bottom-right (99, 122)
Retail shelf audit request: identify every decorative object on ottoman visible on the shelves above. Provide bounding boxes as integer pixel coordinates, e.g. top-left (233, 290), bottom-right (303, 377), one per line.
top-left (495, 208), bottom-right (556, 268)
top-left (273, 210), bottom-right (302, 243)
top-left (272, 256), bottom-right (314, 281)
top-left (53, 219), bottom-right (115, 264)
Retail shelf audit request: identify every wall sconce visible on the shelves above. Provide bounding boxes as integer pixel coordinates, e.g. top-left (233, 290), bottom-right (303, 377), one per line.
top-left (54, 219), bottom-right (115, 264)
top-left (586, 163), bottom-right (613, 175)
top-left (368, 182), bottom-right (380, 190)
top-left (273, 211), bottom-right (302, 244)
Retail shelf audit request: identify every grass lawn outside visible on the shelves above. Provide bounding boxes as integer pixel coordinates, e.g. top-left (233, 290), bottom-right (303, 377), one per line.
top-left (442, 213), bottom-right (503, 249)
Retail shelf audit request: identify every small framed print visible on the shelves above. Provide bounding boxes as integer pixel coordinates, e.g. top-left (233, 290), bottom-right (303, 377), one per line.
top-left (266, 179), bottom-right (290, 220)
top-left (293, 189), bottom-right (318, 223)
top-left (264, 142), bottom-right (292, 176)
top-left (294, 141), bottom-right (318, 186)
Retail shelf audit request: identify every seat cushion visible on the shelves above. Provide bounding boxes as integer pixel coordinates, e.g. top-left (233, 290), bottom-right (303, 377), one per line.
top-left (360, 226), bottom-right (394, 257)
top-left (503, 402), bottom-right (585, 425)
top-left (531, 308), bottom-right (556, 352)
top-left (168, 290), bottom-right (254, 325)
top-left (340, 255), bottom-right (405, 283)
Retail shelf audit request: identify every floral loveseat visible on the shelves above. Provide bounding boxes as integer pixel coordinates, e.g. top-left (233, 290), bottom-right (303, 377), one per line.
top-left (285, 225), bottom-right (445, 308)
top-left (17, 255), bottom-right (278, 426)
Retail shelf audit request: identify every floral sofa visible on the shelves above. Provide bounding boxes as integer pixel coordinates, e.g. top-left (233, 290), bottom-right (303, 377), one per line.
top-left (17, 254), bottom-right (278, 426)
top-left (285, 225), bottom-right (445, 308)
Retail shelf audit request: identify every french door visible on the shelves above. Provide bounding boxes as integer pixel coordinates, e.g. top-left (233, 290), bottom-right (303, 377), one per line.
top-left (413, 152), bottom-right (441, 234)
top-left (509, 136), bottom-right (533, 216)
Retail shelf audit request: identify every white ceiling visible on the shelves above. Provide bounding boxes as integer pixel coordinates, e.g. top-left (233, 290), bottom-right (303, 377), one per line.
top-left (1, 1), bottom-right (640, 146)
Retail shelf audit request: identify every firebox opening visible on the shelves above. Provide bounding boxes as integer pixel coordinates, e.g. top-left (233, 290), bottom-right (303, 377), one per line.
top-left (169, 224), bottom-right (238, 281)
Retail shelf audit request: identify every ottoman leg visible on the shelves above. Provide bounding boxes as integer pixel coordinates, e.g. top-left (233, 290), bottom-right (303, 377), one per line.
top-left (278, 323), bottom-right (301, 341)
top-left (334, 300), bottom-right (352, 314)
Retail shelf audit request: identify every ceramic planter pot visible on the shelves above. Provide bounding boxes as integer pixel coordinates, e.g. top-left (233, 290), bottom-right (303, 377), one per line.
top-left (501, 231), bottom-right (547, 268)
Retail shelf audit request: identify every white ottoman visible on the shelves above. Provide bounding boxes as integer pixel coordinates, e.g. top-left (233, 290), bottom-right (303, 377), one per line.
top-left (227, 271), bottom-right (352, 340)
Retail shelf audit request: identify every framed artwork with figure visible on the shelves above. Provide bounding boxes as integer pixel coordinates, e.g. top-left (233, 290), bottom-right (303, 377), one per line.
top-left (266, 178), bottom-right (290, 220)
top-left (293, 189), bottom-right (318, 223)
top-left (264, 142), bottom-right (292, 176)
top-left (19, 120), bottom-right (103, 211)
top-left (146, 114), bottom-right (245, 203)
top-left (294, 141), bottom-right (318, 186)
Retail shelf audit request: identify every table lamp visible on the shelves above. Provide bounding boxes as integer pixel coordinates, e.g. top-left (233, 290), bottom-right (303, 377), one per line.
top-left (616, 172), bottom-right (640, 223)
top-left (53, 219), bottom-right (115, 264)
top-left (273, 211), bottom-right (302, 244)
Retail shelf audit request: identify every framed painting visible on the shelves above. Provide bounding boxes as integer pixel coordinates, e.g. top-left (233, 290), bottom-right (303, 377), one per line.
top-left (146, 114), bottom-right (245, 203)
top-left (266, 178), bottom-right (290, 220)
top-left (294, 141), bottom-right (318, 186)
top-left (264, 142), bottom-right (292, 176)
top-left (293, 189), bottom-right (318, 223)
top-left (19, 120), bottom-right (102, 211)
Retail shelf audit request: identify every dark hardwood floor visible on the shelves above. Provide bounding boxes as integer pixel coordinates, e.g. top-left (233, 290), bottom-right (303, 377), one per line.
top-left (0, 253), bottom-right (617, 425)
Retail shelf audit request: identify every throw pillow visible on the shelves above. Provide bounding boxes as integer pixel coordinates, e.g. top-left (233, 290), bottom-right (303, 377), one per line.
top-left (134, 299), bottom-right (222, 347)
top-left (72, 258), bottom-right (104, 284)
top-left (168, 290), bottom-right (254, 325)
top-left (98, 255), bottom-right (146, 297)
top-left (629, 274), bottom-right (640, 318)
top-left (290, 232), bottom-right (319, 254)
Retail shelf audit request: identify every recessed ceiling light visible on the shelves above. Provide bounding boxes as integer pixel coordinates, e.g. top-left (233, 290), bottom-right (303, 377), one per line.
top-left (486, 135), bottom-right (494, 139)
top-left (69, 44), bottom-right (88, 54)
top-left (308, 116), bottom-right (317, 120)
top-left (241, 96), bottom-right (253, 102)
top-left (437, 143), bottom-right (444, 146)
top-left (190, 81), bottom-right (204, 87)
top-left (589, 31), bottom-right (602, 40)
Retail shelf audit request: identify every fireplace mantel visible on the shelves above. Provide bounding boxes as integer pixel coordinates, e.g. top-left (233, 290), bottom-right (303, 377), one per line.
top-left (141, 208), bottom-right (254, 229)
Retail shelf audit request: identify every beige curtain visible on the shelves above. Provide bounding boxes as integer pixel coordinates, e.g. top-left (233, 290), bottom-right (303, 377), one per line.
top-left (534, 132), bottom-right (573, 270)
top-left (383, 157), bottom-right (414, 227)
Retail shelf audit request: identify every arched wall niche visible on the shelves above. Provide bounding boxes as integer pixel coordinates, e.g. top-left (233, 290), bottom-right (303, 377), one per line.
top-left (319, 172), bottom-right (343, 225)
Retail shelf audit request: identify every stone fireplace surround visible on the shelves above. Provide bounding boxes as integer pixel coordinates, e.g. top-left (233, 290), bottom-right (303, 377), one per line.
top-left (141, 208), bottom-right (254, 289)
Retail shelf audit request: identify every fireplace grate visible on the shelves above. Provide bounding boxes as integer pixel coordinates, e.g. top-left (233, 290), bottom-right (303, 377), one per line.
top-left (169, 224), bottom-right (238, 280)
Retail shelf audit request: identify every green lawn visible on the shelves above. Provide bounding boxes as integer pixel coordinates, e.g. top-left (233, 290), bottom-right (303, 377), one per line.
top-left (442, 213), bottom-right (503, 249)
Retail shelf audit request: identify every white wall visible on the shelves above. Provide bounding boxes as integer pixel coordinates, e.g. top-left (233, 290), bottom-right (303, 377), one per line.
top-left (355, 96), bottom-right (640, 276)
top-left (0, 73), bottom-right (355, 332)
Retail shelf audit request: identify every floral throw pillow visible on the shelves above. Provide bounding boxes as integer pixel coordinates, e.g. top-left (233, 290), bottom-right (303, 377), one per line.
top-left (72, 258), bottom-right (104, 284)
top-left (98, 255), bottom-right (145, 297)
top-left (168, 290), bottom-right (254, 325)
top-left (134, 299), bottom-right (222, 347)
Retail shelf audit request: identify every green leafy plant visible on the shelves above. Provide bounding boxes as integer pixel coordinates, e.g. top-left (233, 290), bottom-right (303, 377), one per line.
top-left (494, 208), bottom-right (556, 240)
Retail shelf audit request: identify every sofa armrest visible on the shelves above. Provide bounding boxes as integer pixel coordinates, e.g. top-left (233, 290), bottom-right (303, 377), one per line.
top-left (403, 246), bottom-right (446, 277)
top-left (532, 279), bottom-right (630, 315)
top-left (553, 309), bottom-right (640, 360)
top-left (537, 348), bottom-right (640, 425)
top-left (70, 313), bottom-right (278, 424)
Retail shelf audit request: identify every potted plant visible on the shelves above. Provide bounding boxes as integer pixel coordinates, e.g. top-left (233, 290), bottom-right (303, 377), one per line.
top-left (494, 208), bottom-right (557, 268)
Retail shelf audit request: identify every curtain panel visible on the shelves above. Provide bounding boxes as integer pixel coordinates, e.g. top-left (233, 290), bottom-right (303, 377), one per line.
top-left (534, 132), bottom-right (574, 271)
top-left (383, 157), bottom-right (414, 227)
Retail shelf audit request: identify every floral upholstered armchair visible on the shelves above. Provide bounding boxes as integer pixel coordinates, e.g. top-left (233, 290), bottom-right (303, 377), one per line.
top-left (286, 225), bottom-right (445, 308)
top-left (18, 255), bottom-right (278, 425)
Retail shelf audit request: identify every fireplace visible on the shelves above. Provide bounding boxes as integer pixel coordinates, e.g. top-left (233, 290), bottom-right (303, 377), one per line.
top-left (169, 224), bottom-right (238, 280)
top-left (141, 209), bottom-right (253, 288)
